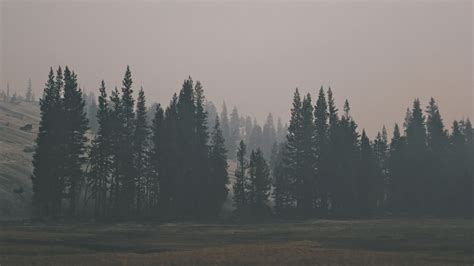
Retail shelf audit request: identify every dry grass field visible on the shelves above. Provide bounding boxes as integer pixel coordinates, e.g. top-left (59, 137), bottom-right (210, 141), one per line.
top-left (0, 101), bottom-right (40, 220)
top-left (0, 219), bottom-right (472, 265)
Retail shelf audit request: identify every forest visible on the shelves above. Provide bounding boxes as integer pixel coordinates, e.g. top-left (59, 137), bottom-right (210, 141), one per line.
top-left (30, 66), bottom-right (473, 221)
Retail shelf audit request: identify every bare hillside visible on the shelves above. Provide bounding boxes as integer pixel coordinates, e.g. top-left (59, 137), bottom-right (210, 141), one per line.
top-left (0, 101), bottom-right (39, 220)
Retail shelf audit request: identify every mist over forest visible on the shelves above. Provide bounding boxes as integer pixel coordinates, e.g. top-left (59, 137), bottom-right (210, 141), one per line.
top-left (0, 1), bottom-right (472, 265)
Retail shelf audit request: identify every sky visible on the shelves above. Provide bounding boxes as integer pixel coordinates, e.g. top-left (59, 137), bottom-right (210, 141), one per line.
top-left (1, 0), bottom-right (472, 137)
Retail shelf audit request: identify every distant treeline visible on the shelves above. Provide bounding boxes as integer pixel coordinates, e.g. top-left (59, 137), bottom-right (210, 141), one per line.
top-left (31, 66), bottom-right (472, 220)
top-left (1, 78), bottom-right (36, 104)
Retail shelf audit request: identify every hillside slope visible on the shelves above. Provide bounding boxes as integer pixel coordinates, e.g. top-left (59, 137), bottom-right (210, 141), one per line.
top-left (0, 101), bottom-right (40, 220)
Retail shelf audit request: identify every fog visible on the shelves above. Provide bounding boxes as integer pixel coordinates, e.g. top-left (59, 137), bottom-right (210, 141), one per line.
top-left (1, 1), bottom-right (472, 136)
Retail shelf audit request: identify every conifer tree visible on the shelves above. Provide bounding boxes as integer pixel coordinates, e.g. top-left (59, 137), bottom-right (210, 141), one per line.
top-left (62, 66), bottom-right (89, 215)
top-left (249, 121), bottom-right (263, 153)
top-left (220, 102), bottom-right (231, 153)
top-left (248, 149), bottom-right (271, 219)
top-left (148, 103), bottom-right (164, 214)
top-left (403, 98), bottom-right (427, 213)
top-left (272, 141), bottom-right (293, 216)
top-left (209, 116), bottom-right (229, 217)
top-left (425, 98), bottom-right (448, 213)
top-left (233, 140), bottom-right (248, 215)
top-left (194, 81), bottom-right (212, 217)
top-left (205, 101), bottom-right (217, 134)
top-left (334, 100), bottom-right (359, 217)
top-left (119, 66), bottom-right (136, 215)
top-left (108, 86), bottom-right (123, 216)
top-left (314, 87), bottom-right (329, 213)
top-left (133, 88), bottom-right (149, 215)
top-left (373, 126), bottom-right (389, 211)
top-left (26, 78), bottom-right (33, 102)
top-left (87, 92), bottom-right (99, 133)
top-left (262, 113), bottom-right (277, 159)
top-left (297, 93), bottom-right (317, 216)
top-left (244, 116), bottom-right (253, 145)
top-left (32, 68), bottom-right (63, 216)
top-left (357, 130), bottom-right (375, 217)
top-left (228, 106), bottom-right (241, 159)
top-left (88, 81), bottom-right (112, 218)
top-left (388, 123), bottom-right (406, 213)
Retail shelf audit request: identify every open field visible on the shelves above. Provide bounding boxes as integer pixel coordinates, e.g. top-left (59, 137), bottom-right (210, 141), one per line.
top-left (0, 219), bottom-right (472, 265)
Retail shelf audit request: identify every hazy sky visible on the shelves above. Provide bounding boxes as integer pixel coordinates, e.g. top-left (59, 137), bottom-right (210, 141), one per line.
top-left (1, 1), bottom-right (472, 136)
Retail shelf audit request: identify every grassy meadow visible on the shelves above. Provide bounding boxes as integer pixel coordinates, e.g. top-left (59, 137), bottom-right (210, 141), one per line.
top-left (1, 219), bottom-right (472, 265)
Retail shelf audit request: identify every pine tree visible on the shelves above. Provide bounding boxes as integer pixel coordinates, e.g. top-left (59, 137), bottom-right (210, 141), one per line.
top-left (425, 98), bottom-right (448, 214)
top-left (247, 149), bottom-right (271, 219)
top-left (335, 100), bottom-right (359, 217)
top-left (276, 117), bottom-right (286, 143)
top-left (272, 141), bottom-right (293, 216)
top-left (26, 78), bottom-right (33, 102)
top-left (148, 103), bottom-right (164, 214)
top-left (244, 116), bottom-right (253, 145)
top-left (249, 121), bottom-right (263, 153)
top-left (284, 89), bottom-right (302, 214)
top-left (262, 113), bottom-right (277, 159)
top-left (209, 116), bottom-right (229, 217)
top-left (373, 126), bottom-right (389, 212)
top-left (133, 88), bottom-right (150, 215)
top-left (108, 86), bottom-right (123, 216)
top-left (297, 93), bottom-right (317, 216)
top-left (403, 98), bottom-right (427, 214)
top-left (87, 92), bottom-right (99, 133)
top-left (119, 66), bottom-right (136, 216)
top-left (32, 68), bottom-right (63, 216)
top-left (62, 67), bottom-right (89, 215)
top-left (88, 81), bottom-right (112, 218)
top-left (220, 102), bottom-right (231, 155)
top-left (357, 130), bottom-right (375, 217)
top-left (233, 140), bottom-right (248, 216)
top-left (314, 87), bottom-right (329, 213)
top-left (205, 101), bottom-right (217, 140)
top-left (158, 94), bottom-right (180, 218)
top-left (388, 123), bottom-right (406, 213)
top-left (175, 77), bottom-right (198, 218)
top-left (228, 106), bottom-right (241, 159)
top-left (326, 87), bottom-right (340, 215)
top-left (194, 81), bottom-right (212, 218)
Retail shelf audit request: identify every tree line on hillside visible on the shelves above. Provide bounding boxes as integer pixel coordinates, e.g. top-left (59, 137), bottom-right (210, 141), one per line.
top-left (31, 66), bottom-right (473, 220)
top-left (1, 79), bottom-right (36, 104)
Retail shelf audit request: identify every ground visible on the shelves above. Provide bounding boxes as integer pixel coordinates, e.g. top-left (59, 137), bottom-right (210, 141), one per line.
top-left (0, 219), bottom-right (472, 265)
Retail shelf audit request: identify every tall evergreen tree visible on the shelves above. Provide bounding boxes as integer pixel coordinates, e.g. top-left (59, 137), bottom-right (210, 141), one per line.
top-left (233, 140), bottom-right (248, 216)
top-left (87, 81), bottom-right (112, 218)
top-left (314, 87), bottom-right (329, 213)
top-left (133, 88), bottom-right (150, 215)
top-left (425, 98), bottom-right (448, 213)
top-left (26, 78), bottom-right (33, 102)
top-left (334, 100), bottom-right (360, 217)
top-left (262, 113), bottom-right (277, 159)
top-left (148, 103), bottom-right (164, 214)
top-left (32, 68), bottom-right (63, 216)
top-left (208, 116), bottom-right (229, 217)
top-left (220, 101), bottom-right (231, 154)
top-left (373, 126), bottom-right (389, 212)
top-left (403, 98), bottom-right (427, 214)
top-left (228, 106), bottom-right (241, 159)
top-left (247, 149), bottom-right (271, 219)
top-left (357, 130), bottom-right (376, 217)
top-left (87, 92), bottom-right (99, 133)
top-left (62, 67), bottom-right (89, 215)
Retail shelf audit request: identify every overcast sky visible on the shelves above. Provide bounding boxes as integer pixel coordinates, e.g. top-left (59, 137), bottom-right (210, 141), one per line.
top-left (1, 1), bottom-right (472, 136)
